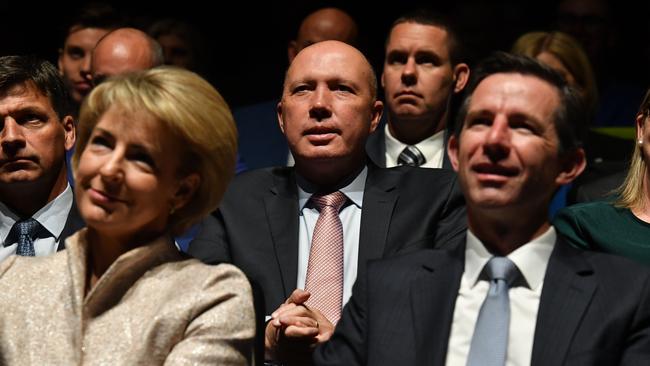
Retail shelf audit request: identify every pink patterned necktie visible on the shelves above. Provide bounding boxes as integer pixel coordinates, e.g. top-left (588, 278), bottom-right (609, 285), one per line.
top-left (304, 191), bottom-right (347, 324)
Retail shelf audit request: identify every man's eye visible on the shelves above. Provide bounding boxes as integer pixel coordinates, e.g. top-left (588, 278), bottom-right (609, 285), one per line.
top-left (386, 53), bottom-right (407, 65)
top-left (66, 47), bottom-right (85, 60)
top-left (18, 114), bottom-right (45, 126)
top-left (334, 85), bottom-right (354, 93)
top-left (415, 54), bottom-right (437, 66)
top-left (469, 118), bottom-right (491, 126)
top-left (292, 85), bottom-right (311, 93)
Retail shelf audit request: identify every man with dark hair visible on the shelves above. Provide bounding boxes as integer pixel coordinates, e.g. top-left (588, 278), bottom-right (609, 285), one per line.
top-left (58, 2), bottom-right (123, 114)
top-left (189, 40), bottom-right (466, 365)
top-left (366, 10), bottom-right (469, 169)
top-left (316, 52), bottom-right (650, 365)
top-left (0, 56), bottom-right (82, 261)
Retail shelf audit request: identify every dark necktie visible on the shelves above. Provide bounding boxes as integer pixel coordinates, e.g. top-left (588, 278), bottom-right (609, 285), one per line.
top-left (11, 218), bottom-right (41, 256)
top-left (304, 191), bottom-right (347, 324)
top-left (397, 145), bottom-right (426, 166)
top-left (466, 256), bottom-right (520, 366)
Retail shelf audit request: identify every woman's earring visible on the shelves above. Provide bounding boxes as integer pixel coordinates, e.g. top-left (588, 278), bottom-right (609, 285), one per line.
top-left (639, 139), bottom-right (644, 146)
top-left (170, 205), bottom-right (176, 215)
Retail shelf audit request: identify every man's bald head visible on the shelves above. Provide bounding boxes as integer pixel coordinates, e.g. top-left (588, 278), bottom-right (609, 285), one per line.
top-left (91, 27), bottom-right (163, 85)
top-left (284, 40), bottom-right (377, 102)
top-left (288, 8), bottom-right (359, 63)
top-left (279, 40), bottom-right (383, 185)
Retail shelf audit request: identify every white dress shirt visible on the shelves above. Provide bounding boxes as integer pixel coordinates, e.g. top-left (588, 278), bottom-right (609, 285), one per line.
top-left (445, 227), bottom-right (556, 366)
top-left (384, 124), bottom-right (445, 168)
top-left (296, 167), bottom-right (366, 307)
top-left (0, 185), bottom-right (74, 262)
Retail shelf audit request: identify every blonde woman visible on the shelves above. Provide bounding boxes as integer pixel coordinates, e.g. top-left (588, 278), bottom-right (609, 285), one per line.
top-left (0, 66), bottom-right (255, 364)
top-left (555, 88), bottom-right (650, 265)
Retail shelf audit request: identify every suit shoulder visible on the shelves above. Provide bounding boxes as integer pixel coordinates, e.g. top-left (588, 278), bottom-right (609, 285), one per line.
top-left (578, 248), bottom-right (650, 283)
top-left (224, 167), bottom-right (292, 195)
top-left (397, 166), bottom-right (458, 183)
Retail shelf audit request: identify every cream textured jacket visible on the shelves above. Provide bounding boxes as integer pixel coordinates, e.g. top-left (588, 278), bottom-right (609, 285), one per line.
top-left (0, 228), bottom-right (255, 365)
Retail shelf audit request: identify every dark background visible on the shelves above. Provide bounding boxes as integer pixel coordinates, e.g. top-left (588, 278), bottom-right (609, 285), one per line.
top-left (1, 0), bottom-right (647, 110)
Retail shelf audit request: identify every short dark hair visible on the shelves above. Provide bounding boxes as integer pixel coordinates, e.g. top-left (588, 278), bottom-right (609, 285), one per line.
top-left (387, 9), bottom-right (466, 66)
top-left (453, 51), bottom-right (586, 155)
top-left (66, 2), bottom-right (123, 33)
top-left (0, 56), bottom-right (71, 119)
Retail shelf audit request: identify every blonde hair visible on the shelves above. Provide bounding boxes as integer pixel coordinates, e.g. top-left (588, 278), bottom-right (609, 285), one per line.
top-left (511, 31), bottom-right (598, 117)
top-left (615, 88), bottom-right (650, 209)
top-left (74, 66), bottom-right (238, 234)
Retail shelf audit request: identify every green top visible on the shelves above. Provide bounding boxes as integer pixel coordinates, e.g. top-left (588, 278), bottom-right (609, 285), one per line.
top-left (554, 201), bottom-right (650, 266)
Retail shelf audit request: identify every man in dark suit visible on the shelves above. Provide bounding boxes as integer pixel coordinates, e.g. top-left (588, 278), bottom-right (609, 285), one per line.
top-left (0, 56), bottom-right (84, 261)
top-left (366, 10), bottom-right (469, 169)
top-left (188, 40), bottom-right (465, 364)
top-left (315, 52), bottom-right (650, 365)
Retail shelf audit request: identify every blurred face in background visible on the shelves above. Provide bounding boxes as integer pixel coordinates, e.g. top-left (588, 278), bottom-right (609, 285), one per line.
top-left (58, 27), bottom-right (110, 104)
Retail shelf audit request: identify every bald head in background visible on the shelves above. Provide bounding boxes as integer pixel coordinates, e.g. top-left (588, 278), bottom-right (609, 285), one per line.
top-left (90, 27), bottom-right (163, 85)
top-left (287, 7), bottom-right (359, 63)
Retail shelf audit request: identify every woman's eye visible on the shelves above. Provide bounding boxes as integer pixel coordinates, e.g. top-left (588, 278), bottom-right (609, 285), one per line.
top-left (131, 152), bottom-right (156, 169)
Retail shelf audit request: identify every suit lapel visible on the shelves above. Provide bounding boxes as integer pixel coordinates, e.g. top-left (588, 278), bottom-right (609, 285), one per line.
top-left (412, 242), bottom-right (465, 366)
top-left (531, 238), bottom-right (597, 366)
top-left (58, 199), bottom-right (85, 251)
top-left (441, 129), bottom-right (452, 169)
top-left (265, 170), bottom-right (300, 299)
top-left (358, 164), bottom-right (399, 275)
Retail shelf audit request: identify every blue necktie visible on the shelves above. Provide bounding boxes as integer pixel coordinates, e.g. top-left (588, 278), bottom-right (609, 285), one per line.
top-left (13, 218), bottom-right (40, 256)
top-left (466, 256), bottom-right (520, 366)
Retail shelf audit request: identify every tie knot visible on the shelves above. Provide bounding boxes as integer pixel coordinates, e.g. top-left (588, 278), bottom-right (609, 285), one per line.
top-left (14, 218), bottom-right (40, 238)
top-left (311, 191), bottom-right (347, 212)
top-left (484, 256), bottom-right (519, 286)
top-left (398, 145), bottom-right (426, 167)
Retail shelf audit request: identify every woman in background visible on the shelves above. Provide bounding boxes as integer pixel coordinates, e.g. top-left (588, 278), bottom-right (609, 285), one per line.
top-left (511, 31), bottom-right (598, 117)
top-left (0, 67), bottom-right (254, 364)
top-left (555, 88), bottom-right (650, 266)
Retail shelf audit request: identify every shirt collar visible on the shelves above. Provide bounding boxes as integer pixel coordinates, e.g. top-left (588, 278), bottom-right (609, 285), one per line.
top-left (297, 167), bottom-right (367, 211)
top-left (0, 184), bottom-right (73, 242)
top-left (384, 124), bottom-right (445, 162)
top-left (464, 227), bottom-right (556, 291)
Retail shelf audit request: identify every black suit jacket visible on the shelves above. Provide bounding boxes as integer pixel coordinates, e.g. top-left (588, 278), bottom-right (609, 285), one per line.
top-left (315, 235), bottom-right (650, 366)
top-left (57, 201), bottom-right (85, 251)
top-left (188, 163), bottom-right (466, 314)
top-left (365, 126), bottom-right (452, 169)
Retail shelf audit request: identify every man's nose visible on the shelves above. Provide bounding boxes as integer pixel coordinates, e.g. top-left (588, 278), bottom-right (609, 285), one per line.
top-left (309, 87), bottom-right (333, 121)
top-left (0, 118), bottom-right (26, 156)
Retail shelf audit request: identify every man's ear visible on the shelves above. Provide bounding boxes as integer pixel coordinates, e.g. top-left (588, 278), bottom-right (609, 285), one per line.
top-left (555, 148), bottom-right (587, 186)
top-left (447, 134), bottom-right (460, 172)
top-left (452, 63), bottom-right (470, 93)
top-left (277, 101), bottom-right (286, 135)
top-left (369, 100), bottom-right (383, 134)
top-left (62, 115), bottom-right (76, 151)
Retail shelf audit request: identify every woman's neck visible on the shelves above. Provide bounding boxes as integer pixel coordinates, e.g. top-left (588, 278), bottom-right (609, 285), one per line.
top-left (84, 228), bottom-right (165, 293)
